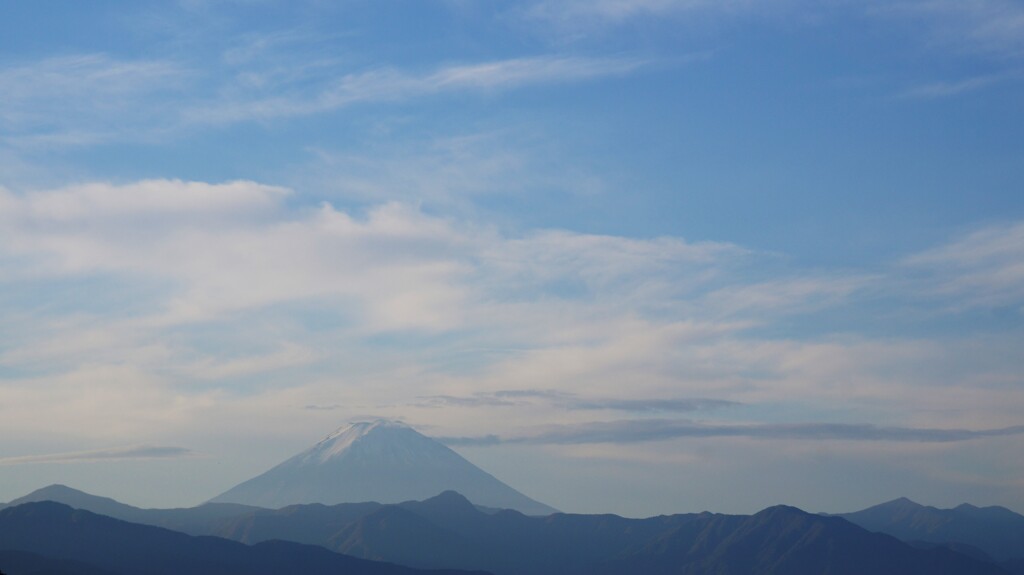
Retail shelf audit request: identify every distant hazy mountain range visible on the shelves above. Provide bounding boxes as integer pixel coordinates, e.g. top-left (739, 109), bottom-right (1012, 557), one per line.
top-left (3, 485), bottom-right (1018, 575)
top-left (836, 496), bottom-right (1024, 565)
top-left (209, 419), bottom-right (557, 516)
top-left (2, 420), bottom-right (1021, 574)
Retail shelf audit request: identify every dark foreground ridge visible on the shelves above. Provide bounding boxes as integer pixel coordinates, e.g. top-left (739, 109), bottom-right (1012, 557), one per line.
top-left (3, 485), bottom-right (1019, 575)
top-left (0, 501), bottom-right (488, 575)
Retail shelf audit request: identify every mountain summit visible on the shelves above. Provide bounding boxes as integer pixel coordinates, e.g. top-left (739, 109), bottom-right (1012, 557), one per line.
top-left (209, 420), bottom-right (557, 515)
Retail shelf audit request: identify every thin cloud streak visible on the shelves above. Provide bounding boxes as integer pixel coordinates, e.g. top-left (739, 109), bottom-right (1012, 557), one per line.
top-left (440, 419), bottom-right (1024, 446)
top-left (0, 55), bottom-right (187, 124)
top-left (523, 0), bottom-right (1024, 65)
top-left (903, 221), bottom-right (1024, 309)
top-left (0, 54), bottom-right (189, 147)
top-left (898, 74), bottom-right (1008, 99)
top-left (0, 445), bottom-right (196, 466)
top-left (518, 0), bottom-right (775, 31)
top-left (568, 398), bottom-right (740, 412)
top-left (417, 391), bottom-right (740, 413)
top-left (874, 0), bottom-right (1024, 58)
top-left (1, 53), bottom-right (647, 144)
top-left (184, 55), bottom-right (647, 125)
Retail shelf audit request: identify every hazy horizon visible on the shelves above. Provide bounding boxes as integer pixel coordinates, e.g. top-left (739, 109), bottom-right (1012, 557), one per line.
top-left (1, 0), bottom-right (1023, 518)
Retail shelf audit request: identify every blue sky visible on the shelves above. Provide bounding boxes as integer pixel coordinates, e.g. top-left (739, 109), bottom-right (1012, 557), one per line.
top-left (1, 0), bottom-right (1023, 516)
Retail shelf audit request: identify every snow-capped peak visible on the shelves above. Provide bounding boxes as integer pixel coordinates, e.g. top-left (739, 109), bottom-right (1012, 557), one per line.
top-left (210, 419), bottom-right (558, 515)
top-left (320, 419), bottom-right (408, 441)
top-left (306, 419), bottom-right (412, 463)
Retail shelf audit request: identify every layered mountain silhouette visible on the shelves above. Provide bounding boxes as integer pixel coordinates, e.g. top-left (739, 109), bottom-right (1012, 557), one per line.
top-left (837, 497), bottom-right (1024, 570)
top-left (218, 494), bottom-right (1009, 575)
top-left (7, 425), bottom-right (1022, 575)
top-left (0, 500), bottom-right (486, 575)
top-left (208, 419), bottom-right (557, 515)
top-left (4, 486), bottom-right (1012, 575)
top-left (2, 483), bottom-right (262, 536)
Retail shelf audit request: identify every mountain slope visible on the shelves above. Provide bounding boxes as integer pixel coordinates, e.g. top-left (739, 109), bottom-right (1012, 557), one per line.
top-left (839, 497), bottom-right (1024, 562)
top-left (5, 483), bottom-right (261, 536)
top-left (215, 500), bottom-right (384, 546)
top-left (0, 501), bottom-right (487, 575)
top-left (209, 420), bottom-right (556, 515)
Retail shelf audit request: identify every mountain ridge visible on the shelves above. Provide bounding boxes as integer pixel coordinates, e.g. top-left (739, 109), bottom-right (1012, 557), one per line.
top-left (2, 486), bottom-right (1015, 575)
top-left (838, 497), bottom-right (1024, 564)
top-left (0, 500), bottom-right (487, 575)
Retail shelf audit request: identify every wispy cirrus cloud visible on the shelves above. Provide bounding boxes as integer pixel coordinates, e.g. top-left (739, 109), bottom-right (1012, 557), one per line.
top-left (699, 275), bottom-right (876, 318)
top-left (520, 0), bottom-right (1024, 72)
top-left (517, 0), bottom-right (778, 31)
top-left (0, 51), bottom-right (647, 146)
top-left (0, 55), bottom-right (187, 118)
top-left (897, 73), bottom-right (1011, 99)
top-left (0, 54), bottom-right (189, 146)
top-left (185, 55), bottom-right (647, 125)
top-left (903, 221), bottom-right (1024, 309)
top-left (874, 0), bottom-right (1024, 58)
top-left (0, 445), bottom-right (196, 466)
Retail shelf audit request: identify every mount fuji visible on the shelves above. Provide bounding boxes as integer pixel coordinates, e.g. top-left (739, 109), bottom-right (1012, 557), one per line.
top-left (209, 420), bottom-right (557, 516)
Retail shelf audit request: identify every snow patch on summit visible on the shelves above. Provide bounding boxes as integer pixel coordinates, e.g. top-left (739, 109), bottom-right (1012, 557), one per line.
top-left (306, 420), bottom-right (408, 463)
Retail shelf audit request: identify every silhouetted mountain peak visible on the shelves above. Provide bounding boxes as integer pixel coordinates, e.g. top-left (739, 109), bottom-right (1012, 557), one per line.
top-left (840, 497), bottom-right (1024, 563)
top-left (880, 496), bottom-right (924, 509)
top-left (418, 490), bottom-right (477, 511)
top-left (757, 504), bottom-right (804, 514)
top-left (399, 490), bottom-right (486, 526)
top-left (13, 484), bottom-right (98, 502)
top-left (750, 504), bottom-right (808, 522)
top-left (7, 485), bottom-right (142, 520)
top-left (24, 483), bottom-right (77, 495)
top-left (847, 496), bottom-right (930, 521)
